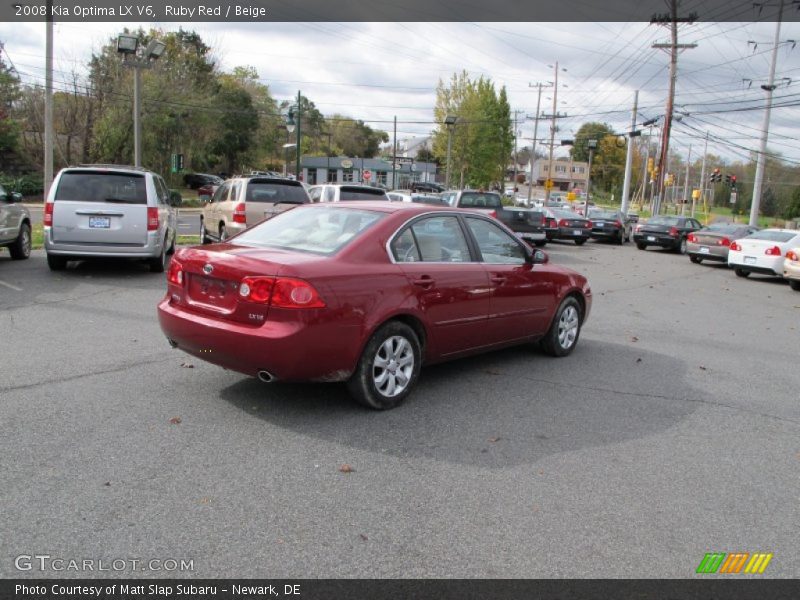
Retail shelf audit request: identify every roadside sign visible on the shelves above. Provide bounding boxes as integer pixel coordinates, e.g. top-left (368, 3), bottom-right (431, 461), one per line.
top-left (393, 156), bottom-right (413, 165)
top-left (410, 163), bottom-right (417, 172)
top-left (341, 159), bottom-right (353, 169)
top-left (363, 169), bottom-right (372, 180)
top-left (730, 191), bottom-right (737, 205)
top-left (545, 179), bottom-right (553, 190)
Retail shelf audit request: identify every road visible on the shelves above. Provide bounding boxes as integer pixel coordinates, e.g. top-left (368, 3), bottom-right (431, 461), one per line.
top-left (0, 239), bottom-right (798, 578)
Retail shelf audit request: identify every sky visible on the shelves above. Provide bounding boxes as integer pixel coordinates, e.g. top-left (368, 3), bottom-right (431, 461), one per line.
top-left (2, 19), bottom-right (800, 170)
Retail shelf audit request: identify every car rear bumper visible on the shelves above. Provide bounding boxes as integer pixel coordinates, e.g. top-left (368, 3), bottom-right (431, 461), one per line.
top-left (44, 228), bottom-right (165, 258)
top-left (728, 254), bottom-right (783, 276)
top-left (157, 297), bottom-right (359, 382)
top-left (784, 260), bottom-right (800, 280)
top-left (515, 231), bottom-right (546, 242)
top-left (687, 244), bottom-right (728, 262)
top-left (590, 229), bottom-right (622, 239)
top-left (633, 234), bottom-right (679, 248)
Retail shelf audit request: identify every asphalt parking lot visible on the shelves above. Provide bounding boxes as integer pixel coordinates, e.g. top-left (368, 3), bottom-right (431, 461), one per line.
top-left (1, 240), bottom-right (798, 578)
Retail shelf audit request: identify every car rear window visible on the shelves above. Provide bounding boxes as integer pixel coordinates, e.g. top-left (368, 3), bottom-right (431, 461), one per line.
top-left (746, 230), bottom-right (797, 243)
top-left (646, 216), bottom-right (680, 226)
top-left (588, 210), bottom-right (618, 219)
top-left (705, 223), bottom-right (742, 234)
top-left (458, 192), bottom-right (503, 208)
top-left (55, 171), bottom-right (147, 204)
top-left (234, 206), bottom-right (385, 255)
top-left (339, 187), bottom-right (388, 201)
top-left (246, 181), bottom-right (309, 204)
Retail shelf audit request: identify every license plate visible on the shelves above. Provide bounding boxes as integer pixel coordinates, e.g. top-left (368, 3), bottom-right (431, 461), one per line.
top-left (699, 246), bottom-right (710, 254)
top-left (647, 235), bottom-right (656, 241)
top-left (88, 217), bottom-right (110, 229)
top-left (573, 230), bottom-right (582, 236)
top-left (594, 221), bottom-right (604, 226)
top-left (744, 256), bottom-right (756, 265)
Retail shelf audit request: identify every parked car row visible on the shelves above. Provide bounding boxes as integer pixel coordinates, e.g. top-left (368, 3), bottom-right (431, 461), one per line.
top-left (0, 183), bottom-right (32, 260)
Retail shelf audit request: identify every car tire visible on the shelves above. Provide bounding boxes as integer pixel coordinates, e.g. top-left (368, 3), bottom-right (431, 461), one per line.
top-left (219, 224), bottom-right (228, 241)
top-left (789, 279), bottom-right (800, 291)
top-left (167, 230), bottom-right (176, 255)
top-left (9, 222), bottom-right (31, 260)
top-left (734, 267), bottom-right (750, 278)
top-left (540, 296), bottom-right (582, 357)
top-left (46, 254), bottom-right (67, 271)
top-left (574, 239), bottom-right (586, 246)
top-left (346, 321), bottom-right (422, 410)
top-left (149, 241), bottom-right (167, 273)
top-left (534, 240), bottom-right (547, 247)
top-left (616, 231), bottom-right (624, 245)
top-left (677, 237), bottom-right (688, 254)
top-left (636, 242), bottom-right (647, 251)
top-left (689, 255), bottom-right (702, 264)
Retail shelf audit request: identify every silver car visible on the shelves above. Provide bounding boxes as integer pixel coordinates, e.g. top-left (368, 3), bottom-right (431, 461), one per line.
top-left (44, 165), bottom-right (178, 272)
top-left (0, 184), bottom-right (32, 260)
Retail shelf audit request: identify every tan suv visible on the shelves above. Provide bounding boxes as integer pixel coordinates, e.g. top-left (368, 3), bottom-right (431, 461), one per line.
top-left (200, 176), bottom-right (310, 243)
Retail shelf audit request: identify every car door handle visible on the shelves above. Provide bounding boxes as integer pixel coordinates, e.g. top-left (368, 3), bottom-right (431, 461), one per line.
top-left (490, 275), bottom-right (506, 284)
top-left (411, 276), bottom-right (435, 289)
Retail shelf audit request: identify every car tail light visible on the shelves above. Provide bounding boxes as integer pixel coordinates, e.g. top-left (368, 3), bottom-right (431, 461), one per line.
top-left (233, 203), bottom-right (247, 224)
top-left (765, 245), bottom-right (781, 256)
top-left (586, 220), bottom-right (592, 228)
top-left (487, 209), bottom-right (498, 219)
top-left (166, 259), bottom-right (183, 285)
top-left (730, 241), bottom-right (742, 251)
top-left (44, 202), bottom-right (54, 226)
top-left (558, 219), bottom-right (569, 227)
top-left (687, 233), bottom-right (697, 243)
top-left (635, 224), bottom-right (641, 232)
top-left (719, 237), bottom-right (731, 247)
top-left (239, 276), bottom-right (325, 309)
top-left (668, 226), bottom-right (679, 237)
top-left (786, 250), bottom-right (799, 261)
top-left (614, 220), bottom-right (622, 228)
top-left (147, 207), bottom-right (159, 231)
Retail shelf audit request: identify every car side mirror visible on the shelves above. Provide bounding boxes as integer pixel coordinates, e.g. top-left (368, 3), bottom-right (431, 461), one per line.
top-left (532, 249), bottom-right (549, 265)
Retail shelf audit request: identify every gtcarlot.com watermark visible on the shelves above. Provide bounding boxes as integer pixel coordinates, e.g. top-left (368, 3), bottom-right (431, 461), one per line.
top-left (14, 554), bottom-right (194, 573)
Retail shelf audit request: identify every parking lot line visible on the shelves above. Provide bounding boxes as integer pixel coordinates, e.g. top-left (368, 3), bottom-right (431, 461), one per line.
top-left (0, 279), bottom-right (23, 292)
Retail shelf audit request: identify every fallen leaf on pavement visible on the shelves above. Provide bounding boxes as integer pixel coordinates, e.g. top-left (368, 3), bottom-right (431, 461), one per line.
top-left (103, 481), bottom-right (111, 487)
top-left (636, 358), bottom-right (642, 363)
top-left (488, 437), bottom-right (501, 443)
top-left (339, 464), bottom-right (354, 473)
top-left (630, 336), bottom-right (639, 342)
top-left (180, 362), bottom-right (194, 369)
top-left (359, 534), bottom-right (368, 541)
top-left (699, 365), bottom-right (707, 371)
top-left (169, 416), bottom-right (182, 425)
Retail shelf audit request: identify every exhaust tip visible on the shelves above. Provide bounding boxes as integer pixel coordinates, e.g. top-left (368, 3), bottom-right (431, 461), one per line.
top-left (257, 370), bottom-right (274, 383)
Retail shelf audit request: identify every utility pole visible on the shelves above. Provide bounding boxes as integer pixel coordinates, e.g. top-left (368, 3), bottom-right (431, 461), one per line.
top-left (512, 110), bottom-right (523, 191)
top-left (750, 0), bottom-right (784, 227)
top-left (545, 62), bottom-right (561, 202)
top-left (652, 3), bottom-right (697, 216)
top-left (695, 131), bottom-right (708, 218)
top-left (620, 90), bottom-right (638, 215)
top-left (681, 144), bottom-right (692, 216)
top-left (44, 0), bottom-right (54, 198)
top-left (295, 90), bottom-right (302, 180)
top-left (526, 82), bottom-right (549, 204)
top-left (392, 115), bottom-right (397, 189)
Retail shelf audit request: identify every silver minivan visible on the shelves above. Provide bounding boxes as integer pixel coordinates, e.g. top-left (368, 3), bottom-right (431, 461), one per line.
top-left (44, 165), bottom-right (178, 272)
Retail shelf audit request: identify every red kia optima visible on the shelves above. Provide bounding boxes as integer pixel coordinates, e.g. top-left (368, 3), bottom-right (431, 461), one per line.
top-left (158, 202), bottom-right (592, 409)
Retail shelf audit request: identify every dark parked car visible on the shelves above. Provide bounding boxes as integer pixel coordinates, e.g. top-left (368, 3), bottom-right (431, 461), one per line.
top-left (546, 208), bottom-right (592, 245)
top-left (633, 215), bottom-right (703, 254)
top-left (159, 203), bottom-right (592, 410)
top-left (183, 173), bottom-right (222, 190)
top-left (587, 209), bottom-right (633, 245)
top-left (686, 223), bottom-right (759, 265)
top-left (410, 181), bottom-right (445, 193)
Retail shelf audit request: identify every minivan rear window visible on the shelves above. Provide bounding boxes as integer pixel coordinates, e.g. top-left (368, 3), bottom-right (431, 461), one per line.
top-left (246, 181), bottom-right (309, 204)
top-left (55, 171), bottom-right (147, 204)
top-left (339, 187), bottom-right (388, 201)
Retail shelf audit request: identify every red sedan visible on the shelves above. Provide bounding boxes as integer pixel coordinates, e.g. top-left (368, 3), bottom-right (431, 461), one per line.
top-left (158, 202), bottom-right (592, 409)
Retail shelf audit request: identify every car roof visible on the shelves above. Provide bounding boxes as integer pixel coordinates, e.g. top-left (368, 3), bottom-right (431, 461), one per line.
top-left (309, 200), bottom-right (463, 215)
top-left (64, 164), bottom-right (153, 175)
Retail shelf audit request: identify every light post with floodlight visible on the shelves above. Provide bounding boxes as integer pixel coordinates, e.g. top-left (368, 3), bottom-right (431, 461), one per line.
top-left (284, 91), bottom-right (302, 180)
top-left (116, 34), bottom-right (166, 167)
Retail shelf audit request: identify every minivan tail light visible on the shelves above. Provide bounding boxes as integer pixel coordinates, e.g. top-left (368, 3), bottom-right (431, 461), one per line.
top-left (765, 245), bottom-right (781, 256)
top-left (730, 241), bottom-right (742, 251)
top-left (239, 276), bottom-right (326, 309)
top-left (233, 203), bottom-right (247, 224)
top-left (147, 207), bottom-right (159, 231)
top-left (44, 202), bottom-right (54, 226)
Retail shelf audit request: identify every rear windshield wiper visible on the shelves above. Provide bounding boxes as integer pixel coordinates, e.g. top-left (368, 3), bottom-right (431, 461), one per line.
top-left (103, 197), bottom-right (139, 203)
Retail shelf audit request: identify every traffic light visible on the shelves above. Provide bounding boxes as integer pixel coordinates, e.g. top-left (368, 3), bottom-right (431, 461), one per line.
top-left (731, 175), bottom-right (737, 190)
top-left (710, 168), bottom-right (721, 183)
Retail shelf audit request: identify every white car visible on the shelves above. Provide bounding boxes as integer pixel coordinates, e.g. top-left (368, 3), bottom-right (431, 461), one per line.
top-left (784, 245), bottom-right (800, 291)
top-left (728, 229), bottom-right (800, 279)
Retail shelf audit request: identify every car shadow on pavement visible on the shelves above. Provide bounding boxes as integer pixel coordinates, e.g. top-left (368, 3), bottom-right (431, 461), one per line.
top-left (218, 340), bottom-right (699, 468)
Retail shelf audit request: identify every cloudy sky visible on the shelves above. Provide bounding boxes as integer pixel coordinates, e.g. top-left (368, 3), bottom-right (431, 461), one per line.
top-left (2, 19), bottom-right (800, 168)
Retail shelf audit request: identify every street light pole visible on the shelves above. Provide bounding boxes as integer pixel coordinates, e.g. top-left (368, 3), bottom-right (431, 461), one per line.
top-left (584, 139), bottom-right (597, 217)
top-left (444, 115), bottom-right (457, 189)
top-left (295, 90), bottom-right (302, 180)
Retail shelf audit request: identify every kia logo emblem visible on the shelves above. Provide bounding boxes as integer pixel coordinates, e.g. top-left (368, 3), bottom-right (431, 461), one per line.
top-left (203, 263), bottom-right (213, 275)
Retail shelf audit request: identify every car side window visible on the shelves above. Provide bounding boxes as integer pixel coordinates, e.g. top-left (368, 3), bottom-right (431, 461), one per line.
top-left (465, 217), bottom-right (527, 264)
top-left (231, 182), bottom-right (242, 202)
top-left (155, 177), bottom-right (170, 205)
top-left (391, 215), bottom-right (471, 263)
top-left (212, 183), bottom-right (229, 204)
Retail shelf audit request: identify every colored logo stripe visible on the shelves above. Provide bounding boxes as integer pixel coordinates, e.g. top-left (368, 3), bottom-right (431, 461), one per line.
top-left (744, 553), bottom-right (773, 574)
top-left (719, 553), bottom-right (749, 574)
top-left (697, 553), bottom-right (726, 574)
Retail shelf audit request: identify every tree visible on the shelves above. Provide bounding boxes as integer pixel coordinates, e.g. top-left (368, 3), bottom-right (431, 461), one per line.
top-left (785, 186), bottom-right (800, 220)
top-left (0, 50), bottom-right (21, 166)
top-left (761, 187), bottom-right (778, 217)
top-left (415, 147), bottom-right (436, 163)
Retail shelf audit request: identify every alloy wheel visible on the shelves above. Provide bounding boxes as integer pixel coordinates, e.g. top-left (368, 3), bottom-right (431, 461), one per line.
top-left (372, 335), bottom-right (415, 398)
